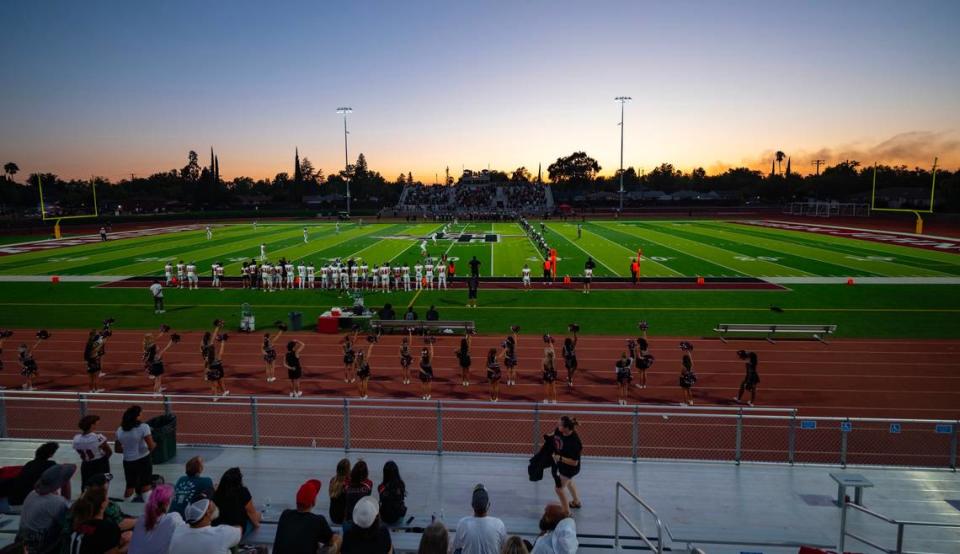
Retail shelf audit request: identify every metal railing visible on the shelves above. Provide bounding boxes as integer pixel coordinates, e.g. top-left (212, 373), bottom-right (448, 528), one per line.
top-left (839, 501), bottom-right (960, 554)
top-left (614, 481), bottom-right (673, 552)
top-left (0, 391), bottom-right (957, 469)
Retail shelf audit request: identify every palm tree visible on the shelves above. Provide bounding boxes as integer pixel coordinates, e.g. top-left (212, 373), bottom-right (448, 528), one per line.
top-left (774, 151), bottom-right (785, 176)
top-left (3, 162), bottom-right (18, 181)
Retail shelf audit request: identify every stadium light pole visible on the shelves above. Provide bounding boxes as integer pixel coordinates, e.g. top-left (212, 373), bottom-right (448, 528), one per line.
top-left (615, 96), bottom-right (631, 213)
top-left (336, 107), bottom-right (353, 216)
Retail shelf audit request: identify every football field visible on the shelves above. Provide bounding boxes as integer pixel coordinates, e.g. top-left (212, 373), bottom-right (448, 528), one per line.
top-left (0, 219), bottom-right (959, 337)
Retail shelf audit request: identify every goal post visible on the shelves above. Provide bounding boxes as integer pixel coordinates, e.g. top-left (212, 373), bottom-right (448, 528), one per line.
top-left (37, 176), bottom-right (100, 238)
top-left (869, 158), bottom-right (938, 234)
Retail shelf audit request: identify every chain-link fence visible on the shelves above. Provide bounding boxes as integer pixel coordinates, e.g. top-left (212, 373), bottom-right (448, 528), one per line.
top-left (0, 392), bottom-right (956, 469)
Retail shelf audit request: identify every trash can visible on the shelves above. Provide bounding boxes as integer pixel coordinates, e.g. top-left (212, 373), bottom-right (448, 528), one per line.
top-left (147, 414), bottom-right (177, 464)
top-left (289, 311), bottom-right (303, 331)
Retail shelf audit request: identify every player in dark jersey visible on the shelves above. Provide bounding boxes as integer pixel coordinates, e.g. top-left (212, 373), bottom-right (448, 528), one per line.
top-left (486, 347), bottom-right (504, 402)
top-left (615, 351), bottom-right (633, 405)
top-left (734, 350), bottom-right (760, 406)
top-left (542, 345), bottom-right (558, 404)
top-left (399, 330), bottom-right (413, 385)
top-left (261, 325), bottom-right (285, 383)
top-left (356, 337), bottom-right (376, 399)
top-left (418, 340), bottom-right (435, 400)
top-left (455, 334), bottom-right (472, 387)
top-left (284, 339), bottom-right (305, 398)
top-left (342, 330), bottom-right (359, 384)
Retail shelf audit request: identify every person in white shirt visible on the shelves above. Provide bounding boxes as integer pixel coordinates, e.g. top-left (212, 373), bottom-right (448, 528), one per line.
top-left (186, 263), bottom-right (198, 290)
top-left (425, 263), bottom-right (434, 290)
top-left (259, 243), bottom-right (267, 261)
top-left (583, 267), bottom-right (593, 294)
top-left (284, 262), bottom-right (295, 289)
top-left (321, 265), bottom-right (330, 289)
top-left (163, 263), bottom-right (173, 286)
top-left (306, 263), bottom-right (315, 288)
top-left (431, 232), bottom-right (437, 245)
top-left (420, 240), bottom-right (428, 256)
top-left (175, 261), bottom-right (186, 288)
top-left (296, 262), bottom-right (306, 289)
top-left (168, 498), bottom-right (241, 554)
top-left (350, 265), bottom-right (360, 288)
top-left (380, 264), bottom-right (391, 292)
top-left (402, 265), bottom-right (411, 291)
top-left (340, 268), bottom-right (349, 290)
top-left (530, 504), bottom-right (579, 554)
top-left (214, 263), bottom-right (224, 290)
top-left (128, 484), bottom-right (186, 554)
top-left (211, 263), bottom-right (221, 289)
top-left (371, 265), bottom-right (380, 290)
top-left (115, 405), bottom-right (156, 501)
top-left (414, 264), bottom-right (423, 290)
top-left (437, 262), bottom-right (447, 289)
top-left (150, 281), bottom-right (165, 314)
top-left (206, 226), bottom-right (212, 240)
top-left (303, 227), bottom-right (309, 243)
top-left (72, 414), bottom-right (112, 489)
top-left (522, 264), bottom-right (532, 290)
top-left (335, 221), bottom-right (340, 234)
top-left (262, 264), bottom-right (273, 291)
top-left (450, 484), bottom-right (506, 554)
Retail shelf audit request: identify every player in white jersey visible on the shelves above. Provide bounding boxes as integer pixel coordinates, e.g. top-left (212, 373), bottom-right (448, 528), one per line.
top-left (262, 263), bottom-right (273, 291)
top-left (253, 220), bottom-right (258, 230)
top-left (583, 267), bottom-right (593, 294)
top-left (164, 262), bottom-right (173, 285)
top-left (186, 262), bottom-right (198, 289)
top-left (371, 265), bottom-right (379, 290)
top-left (319, 265), bottom-right (329, 289)
top-left (359, 263), bottom-right (369, 290)
top-left (425, 262), bottom-right (434, 290)
top-left (297, 262), bottom-right (307, 289)
top-left (303, 227), bottom-right (309, 243)
top-left (335, 221), bottom-right (340, 234)
top-left (284, 262), bottom-right (295, 289)
top-left (402, 265), bottom-right (411, 291)
top-left (340, 267), bottom-right (349, 290)
top-left (437, 262), bottom-right (447, 289)
top-left (260, 243), bottom-right (267, 261)
top-left (211, 263), bottom-right (221, 288)
top-left (522, 263), bottom-right (532, 290)
top-left (393, 266), bottom-right (402, 291)
top-left (206, 225), bottom-right (213, 240)
top-left (175, 261), bottom-right (186, 288)
top-left (350, 265), bottom-right (360, 288)
top-left (380, 264), bottom-right (391, 292)
top-left (420, 240), bottom-right (428, 256)
top-left (306, 263), bottom-right (315, 288)
top-left (414, 264), bottom-right (423, 290)
top-left (72, 417), bottom-right (111, 482)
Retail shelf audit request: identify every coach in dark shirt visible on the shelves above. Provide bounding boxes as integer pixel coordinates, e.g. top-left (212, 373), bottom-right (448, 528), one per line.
top-left (425, 305), bottom-right (439, 321)
top-left (469, 256), bottom-right (481, 277)
top-left (379, 303), bottom-right (396, 320)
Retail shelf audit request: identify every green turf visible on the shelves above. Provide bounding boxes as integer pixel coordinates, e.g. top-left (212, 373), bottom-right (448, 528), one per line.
top-left (0, 220), bottom-right (958, 337)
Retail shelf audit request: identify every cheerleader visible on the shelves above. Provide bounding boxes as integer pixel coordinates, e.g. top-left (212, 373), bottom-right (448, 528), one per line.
top-left (356, 338), bottom-right (376, 399)
top-left (503, 327), bottom-right (519, 386)
top-left (486, 347), bottom-right (503, 402)
top-left (615, 352), bottom-right (633, 405)
top-left (284, 340), bottom-right (305, 398)
top-left (83, 330), bottom-right (106, 393)
top-left (734, 350), bottom-right (760, 406)
top-left (342, 331), bottom-right (358, 383)
top-left (679, 345), bottom-right (696, 406)
top-left (203, 327), bottom-right (229, 400)
top-left (633, 323), bottom-right (652, 389)
top-left (18, 335), bottom-right (45, 390)
top-left (143, 330), bottom-right (177, 396)
top-left (418, 340), bottom-right (435, 400)
top-left (455, 334), bottom-right (471, 386)
top-left (261, 326), bottom-right (285, 383)
top-left (399, 331), bottom-right (413, 385)
top-left (562, 333), bottom-right (579, 387)
top-left (542, 346), bottom-right (558, 404)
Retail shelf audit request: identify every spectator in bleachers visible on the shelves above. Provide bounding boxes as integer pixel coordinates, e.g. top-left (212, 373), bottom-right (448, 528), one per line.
top-left (170, 456), bottom-right (215, 517)
top-left (169, 498), bottom-right (241, 554)
top-left (211, 467), bottom-right (260, 537)
top-left (62, 472), bottom-right (135, 546)
top-left (115, 406), bottom-right (155, 502)
top-left (17, 463), bottom-right (76, 554)
top-left (328, 458), bottom-right (351, 525)
top-left (449, 483), bottom-right (506, 554)
top-left (66, 486), bottom-right (128, 554)
top-left (273, 479), bottom-right (341, 554)
top-left (416, 521), bottom-right (448, 553)
top-left (530, 504), bottom-right (578, 554)
top-left (341, 496), bottom-right (391, 554)
top-left (501, 536), bottom-right (531, 554)
top-left (9, 442), bottom-right (69, 506)
top-left (128, 484), bottom-right (184, 554)
top-left (342, 460), bottom-right (373, 531)
top-left (377, 461), bottom-right (407, 525)
top-left (72, 415), bottom-right (112, 492)
top-left (425, 305), bottom-right (439, 322)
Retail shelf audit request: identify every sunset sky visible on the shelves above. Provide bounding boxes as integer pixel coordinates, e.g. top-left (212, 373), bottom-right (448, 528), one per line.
top-left (1, 0), bottom-right (959, 183)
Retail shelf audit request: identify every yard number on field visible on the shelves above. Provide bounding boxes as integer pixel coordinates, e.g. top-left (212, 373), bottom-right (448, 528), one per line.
top-left (845, 255), bottom-right (895, 262)
top-left (47, 257), bottom-right (89, 262)
top-left (734, 256), bottom-right (781, 262)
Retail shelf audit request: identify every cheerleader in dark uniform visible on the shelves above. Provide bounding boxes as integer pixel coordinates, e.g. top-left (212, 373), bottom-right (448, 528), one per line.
top-left (734, 350), bottom-right (760, 406)
top-left (18, 335), bottom-right (44, 391)
top-left (615, 351), bottom-right (633, 405)
top-left (261, 326), bottom-right (285, 383)
top-left (204, 326), bottom-right (229, 400)
top-left (356, 338), bottom-right (376, 399)
top-left (679, 343), bottom-right (696, 406)
top-left (486, 347), bottom-right (503, 402)
top-left (455, 334), bottom-right (472, 386)
top-left (399, 330), bottom-right (413, 385)
top-left (630, 329), bottom-right (655, 389)
top-left (284, 339), bottom-right (305, 397)
top-left (342, 331), bottom-right (358, 384)
top-left (418, 341), bottom-right (435, 400)
top-left (143, 329), bottom-right (177, 396)
top-left (503, 327), bottom-right (519, 386)
top-left (562, 332), bottom-right (579, 388)
top-left (83, 330), bottom-right (105, 393)
top-left (542, 346), bottom-right (558, 404)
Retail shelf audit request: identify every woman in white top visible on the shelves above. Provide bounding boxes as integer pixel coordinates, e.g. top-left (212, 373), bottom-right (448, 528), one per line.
top-left (128, 484), bottom-right (184, 554)
top-left (115, 405), bottom-right (156, 501)
top-left (73, 414), bottom-right (112, 490)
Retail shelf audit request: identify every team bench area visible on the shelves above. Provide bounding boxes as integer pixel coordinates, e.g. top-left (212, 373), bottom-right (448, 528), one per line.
top-left (713, 323), bottom-right (838, 344)
top-left (372, 320), bottom-right (476, 335)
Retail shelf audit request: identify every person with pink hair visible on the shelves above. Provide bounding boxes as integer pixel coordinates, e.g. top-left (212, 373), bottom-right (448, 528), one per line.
top-left (128, 484), bottom-right (185, 553)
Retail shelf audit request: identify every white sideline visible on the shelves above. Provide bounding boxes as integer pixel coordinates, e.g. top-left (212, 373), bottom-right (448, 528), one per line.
top-left (0, 275), bottom-right (128, 282)
top-left (766, 276), bottom-right (960, 285)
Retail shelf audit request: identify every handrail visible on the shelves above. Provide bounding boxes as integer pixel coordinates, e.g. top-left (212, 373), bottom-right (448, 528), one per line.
top-left (839, 501), bottom-right (960, 554)
top-left (614, 481), bottom-right (674, 553)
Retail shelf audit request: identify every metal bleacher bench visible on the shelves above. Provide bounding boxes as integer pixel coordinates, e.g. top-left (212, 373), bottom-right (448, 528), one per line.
top-left (372, 320), bottom-right (476, 335)
top-left (714, 323), bottom-right (837, 344)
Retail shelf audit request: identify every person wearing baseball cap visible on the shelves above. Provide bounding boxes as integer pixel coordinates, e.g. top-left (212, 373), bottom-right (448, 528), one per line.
top-left (17, 463), bottom-right (76, 553)
top-left (449, 483), bottom-right (507, 554)
top-left (168, 498), bottom-right (241, 554)
top-left (273, 479), bottom-right (340, 554)
top-left (341, 496), bottom-right (392, 554)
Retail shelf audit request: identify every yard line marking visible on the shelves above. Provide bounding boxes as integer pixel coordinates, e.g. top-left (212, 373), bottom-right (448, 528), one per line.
top-left (584, 225), bottom-right (683, 277)
top-left (599, 222), bottom-right (751, 277)
top-left (490, 222), bottom-right (495, 277)
top-left (546, 223), bottom-right (617, 275)
top-left (407, 288), bottom-right (423, 308)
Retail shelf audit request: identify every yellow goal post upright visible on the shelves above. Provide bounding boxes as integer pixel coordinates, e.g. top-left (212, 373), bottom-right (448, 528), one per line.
top-left (869, 157), bottom-right (938, 234)
top-left (37, 175), bottom-right (99, 239)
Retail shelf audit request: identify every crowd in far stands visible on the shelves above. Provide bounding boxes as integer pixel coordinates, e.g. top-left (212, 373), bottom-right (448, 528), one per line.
top-left (400, 184), bottom-right (451, 208)
top-left (503, 182), bottom-right (546, 212)
top-left (1, 405), bottom-right (578, 554)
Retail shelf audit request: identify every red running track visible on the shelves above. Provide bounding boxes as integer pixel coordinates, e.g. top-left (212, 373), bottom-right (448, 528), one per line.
top-left (1, 329), bottom-right (958, 420)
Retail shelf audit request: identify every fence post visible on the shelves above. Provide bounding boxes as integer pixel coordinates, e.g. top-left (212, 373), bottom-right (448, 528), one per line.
top-left (343, 398), bottom-right (351, 452)
top-left (788, 411), bottom-right (797, 465)
top-left (78, 393), bottom-right (87, 418)
top-left (250, 397), bottom-right (259, 449)
top-left (735, 409), bottom-right (743, 465)
top-left (0, 392), bottom-right (6, 438)
top-left (614, 484), bottom-right (620, 550)
top-left (950, 420), bottom-right (958, 471)
top-left (840, 418), bottom-right (849, 468)
top-left (532, 403), bottom-right (541, 455)
top-left (838, 498), bottom-right (848, 552)
top-left (631, 406), bottom-right (639, 463)
top-left (163, 396), bottom-right (172, 417)
top-left (436, 401), bottom-right (443, 455)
